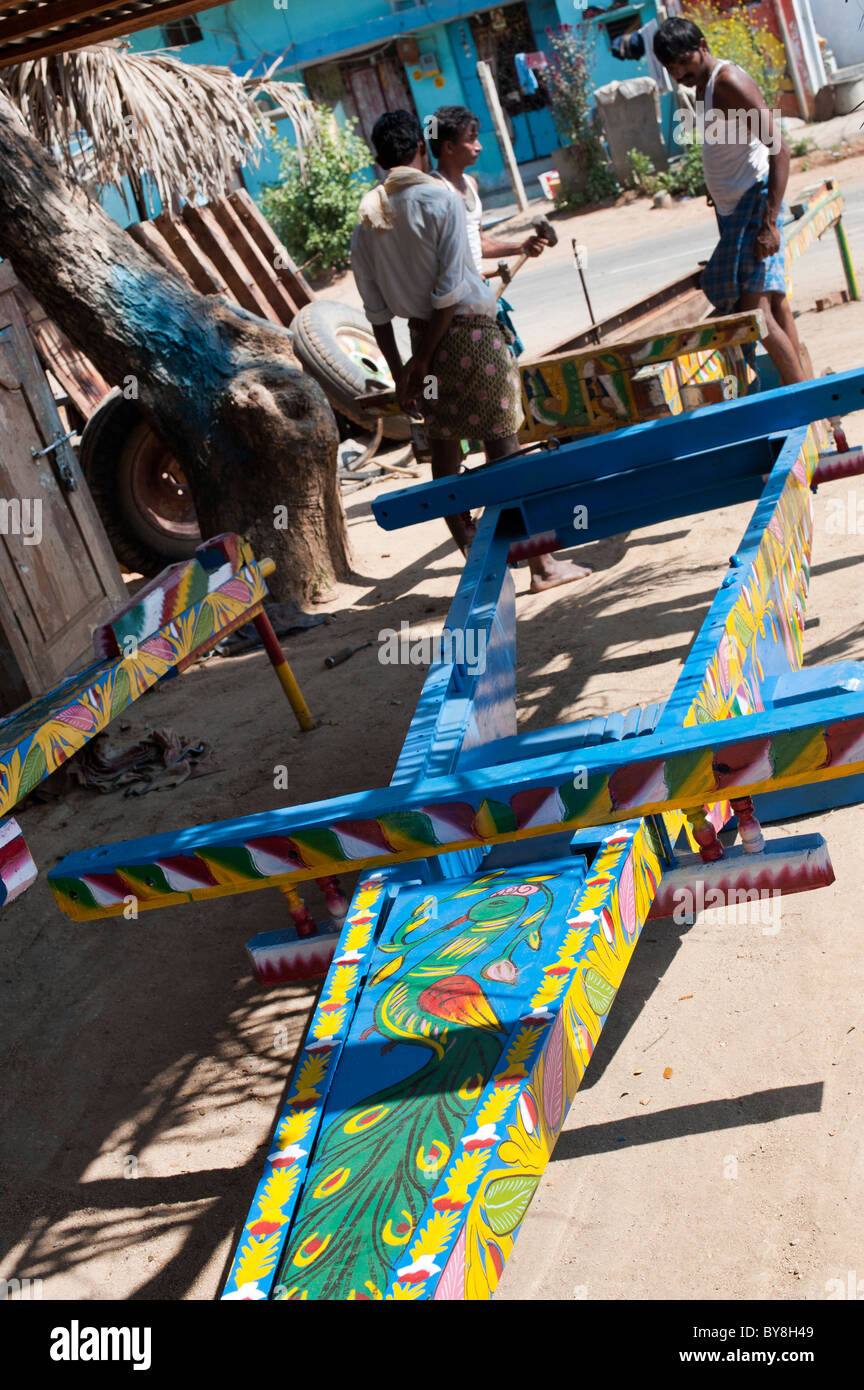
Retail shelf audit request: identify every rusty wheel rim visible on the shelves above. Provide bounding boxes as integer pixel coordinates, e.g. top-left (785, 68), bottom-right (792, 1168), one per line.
top-left (127, 427), bottom-right (200, 541)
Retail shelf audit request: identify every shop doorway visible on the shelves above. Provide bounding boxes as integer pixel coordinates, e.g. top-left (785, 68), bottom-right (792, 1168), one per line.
top-left (469, 3), bottom-right (557, 163)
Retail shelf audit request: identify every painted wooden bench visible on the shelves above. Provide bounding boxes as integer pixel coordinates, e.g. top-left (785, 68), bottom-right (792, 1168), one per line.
top-left (0, 532), bottom-right (312, 909)
top-left (784, 178), bottom-right (858, 301)
top-left (45, 370), bottom-right (864, 1299)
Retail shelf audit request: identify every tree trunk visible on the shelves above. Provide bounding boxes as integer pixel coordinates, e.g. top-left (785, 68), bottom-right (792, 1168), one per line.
top-left (0, 91), bottom-right (348, 604)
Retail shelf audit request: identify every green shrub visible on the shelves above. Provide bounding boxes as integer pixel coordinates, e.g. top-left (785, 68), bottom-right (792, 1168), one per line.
top-left (545, 24), bottom-right (620, 208)
top-left (555, 159), bottom-right (620, 212)
top-left (627, 138), bottom-right (706, 199)
top-left (260, 107), bottom-right (373, 275)
top-left (627, 147), bottom-right (657, 193)
top-left (585, 162), bottom-right (620, 203)
top-left (554, 181), bottom-right (583, 212)
top-left (663, 136), bottom-right (708, 197)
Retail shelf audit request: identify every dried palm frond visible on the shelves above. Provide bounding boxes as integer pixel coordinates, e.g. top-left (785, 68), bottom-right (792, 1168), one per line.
top-left (0, 42), bottom-right (313, 211)
top-left (245, 79), bottom-right (318, 177)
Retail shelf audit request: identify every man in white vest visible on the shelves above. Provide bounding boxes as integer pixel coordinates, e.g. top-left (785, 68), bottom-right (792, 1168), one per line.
top-left (428, 105), bottom-right (549, 279)
top-left (428, 104), bottom-right (550, 358)
top-left (654, 16), bottom-right (805, 385)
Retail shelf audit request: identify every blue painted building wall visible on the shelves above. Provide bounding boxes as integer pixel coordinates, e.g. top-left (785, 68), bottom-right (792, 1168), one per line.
top-left (118, 0), bottom-right (666, 219)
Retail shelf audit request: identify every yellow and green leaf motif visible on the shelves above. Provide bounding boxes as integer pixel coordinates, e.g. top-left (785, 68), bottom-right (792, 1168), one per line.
top-left (274, 867), bottom-right (572, 1300)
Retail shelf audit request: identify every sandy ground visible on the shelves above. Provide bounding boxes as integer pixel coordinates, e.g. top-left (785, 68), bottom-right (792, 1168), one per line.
top-left (1, 173), bottom-right (864, 1302)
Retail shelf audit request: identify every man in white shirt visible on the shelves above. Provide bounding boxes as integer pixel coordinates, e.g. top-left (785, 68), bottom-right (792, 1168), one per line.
top-left (351, 110), bottom-right (588, 590)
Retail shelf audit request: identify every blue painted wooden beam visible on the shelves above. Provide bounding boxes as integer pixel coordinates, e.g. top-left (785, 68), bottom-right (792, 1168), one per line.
top-left (48, 689), bottom-right (864, 915)
top-left (515, 436), bottom-right (777, 545)
top-left (753, 665), bottom-right (864, 822)
top-left (755, 775), bottom-right (864, 823)
top-left (656, 425), bottom-right (811, 734)
top-left (371, 369), bottom-right (864, 531)
top-left (389, 506), bottom-right (512, 789)
top-left (519, 481), bottom-right (768, 557)
top-left (762, 664), bottom-right (864, 707)
top-left (458, 704), bottom-right (662, 772)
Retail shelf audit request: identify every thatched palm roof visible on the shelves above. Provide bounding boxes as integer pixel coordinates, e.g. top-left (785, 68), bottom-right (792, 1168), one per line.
top-left (0, 42), bottom-right (316, 211)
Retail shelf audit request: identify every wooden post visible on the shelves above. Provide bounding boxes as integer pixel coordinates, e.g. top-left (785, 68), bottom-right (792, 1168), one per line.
top-left (251, 609), bottom-right (315, 732)
top-left (774, 0), bottom-right (812, 120)
top-left (834, 218), bottom-right (861, 302)
top-left (476, 60), bottom-right (529, 213)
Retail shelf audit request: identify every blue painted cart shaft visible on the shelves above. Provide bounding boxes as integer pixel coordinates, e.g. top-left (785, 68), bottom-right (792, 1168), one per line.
top-left (46, 362), bottom-right (864, 1301)
top-left (49, 408), bottom-right (864, 914)
top-left (371, 372), bottom-right (864, 533)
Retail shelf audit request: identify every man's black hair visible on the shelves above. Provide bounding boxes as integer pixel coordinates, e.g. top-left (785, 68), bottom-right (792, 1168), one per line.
top-left (371, 109), bottom-right (424, 169)
top-left (429, 105), bottom-right (480, 159)
top-left (653, 16), bottom-right (706, 65)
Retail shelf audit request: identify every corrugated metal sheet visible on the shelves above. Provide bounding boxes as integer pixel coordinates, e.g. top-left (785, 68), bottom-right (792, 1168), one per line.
top-left (0, 1), bottom-right (227, 69)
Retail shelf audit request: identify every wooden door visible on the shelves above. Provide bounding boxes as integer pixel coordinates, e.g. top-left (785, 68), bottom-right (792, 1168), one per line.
top-left (0, 270), bottom-right (127, 714)
top-left (341, 51), bottom-right (418, 150)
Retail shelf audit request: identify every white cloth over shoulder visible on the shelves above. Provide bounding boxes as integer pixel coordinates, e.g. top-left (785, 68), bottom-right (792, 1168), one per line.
top-left (351, 170), bottom-right (496, 324)
top-left (356, 166), bottom-right (437, 230)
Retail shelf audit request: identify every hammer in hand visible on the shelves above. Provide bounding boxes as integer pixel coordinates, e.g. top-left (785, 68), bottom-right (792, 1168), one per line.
top-left (495, 213), bottom-right (558, 300)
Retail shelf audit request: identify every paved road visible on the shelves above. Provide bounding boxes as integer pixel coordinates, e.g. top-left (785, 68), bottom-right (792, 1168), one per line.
top-left (506, 182), bottom-right (864, 357)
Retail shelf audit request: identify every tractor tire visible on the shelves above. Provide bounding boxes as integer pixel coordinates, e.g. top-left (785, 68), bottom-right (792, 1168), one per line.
top-left (292, 300), bottom-right (412, 441)
top-left (78, 389), bottom-right (201, 576)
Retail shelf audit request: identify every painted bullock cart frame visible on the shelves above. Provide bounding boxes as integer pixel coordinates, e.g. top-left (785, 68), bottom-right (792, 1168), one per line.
top-left (48, 370), bottom-right (864, 1300)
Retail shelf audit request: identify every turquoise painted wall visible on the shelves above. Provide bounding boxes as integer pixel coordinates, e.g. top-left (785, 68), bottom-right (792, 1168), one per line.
top-left (444, 0), bottom-right (559, 188)
top-left (445, 18), bottom-right (506, 192)
top-left (585, 2), bottom-right (653, 92)
top-left (115, 0), bottom-right (670, 220)
top-left (408, 25), bottom-right (467, 137)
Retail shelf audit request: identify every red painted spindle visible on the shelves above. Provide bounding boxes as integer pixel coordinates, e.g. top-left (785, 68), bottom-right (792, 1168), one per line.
top-left (688, 808), bottom-right (725, 863)
top-left (730, 796), bottom-right (765, 854)
top-left (280, 886), bottom-right (318, 938)
top-left (316, 876), bottom-right (349, 923)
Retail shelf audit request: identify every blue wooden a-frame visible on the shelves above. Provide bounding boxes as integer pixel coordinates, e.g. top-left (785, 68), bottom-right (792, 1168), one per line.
top-left (47, 372), bottom-right (864, 1301)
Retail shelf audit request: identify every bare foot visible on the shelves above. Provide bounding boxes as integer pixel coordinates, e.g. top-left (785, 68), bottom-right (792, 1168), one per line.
top-left (528, 559), bottom-right (592, 593)
top-left (448, 510), bottom-right (476, 555)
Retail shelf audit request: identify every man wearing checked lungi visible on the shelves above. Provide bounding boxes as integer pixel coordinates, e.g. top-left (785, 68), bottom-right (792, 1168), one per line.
top-left (351, 110), bottom-right (589, 591)
top-left (654, 16), bottom-right (806, 386)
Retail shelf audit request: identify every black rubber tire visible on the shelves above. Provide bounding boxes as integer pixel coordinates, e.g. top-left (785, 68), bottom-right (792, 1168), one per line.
top-left (292, 300), bottom-right (412, 441)
top-left (79, 389), bottom-right (202, 575)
